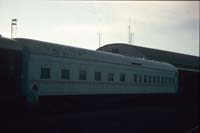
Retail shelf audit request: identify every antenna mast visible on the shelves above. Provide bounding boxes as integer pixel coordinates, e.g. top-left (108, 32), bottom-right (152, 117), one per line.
top-left (128, 17), bottom-right (134, 45)
top-left (128, 18), bottom-right (131, 44)
top-left (11, 18), bottom-right (17, 38)
top-left (98, 32), bottom-right (101, 48)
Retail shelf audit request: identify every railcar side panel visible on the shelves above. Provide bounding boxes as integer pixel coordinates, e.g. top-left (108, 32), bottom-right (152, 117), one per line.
top-left (25, 53), bottom-right (178, 104)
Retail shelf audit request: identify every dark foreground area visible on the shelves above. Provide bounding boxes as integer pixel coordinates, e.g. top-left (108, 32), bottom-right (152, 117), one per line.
top-left (0, 102), bottom-right (199, 133)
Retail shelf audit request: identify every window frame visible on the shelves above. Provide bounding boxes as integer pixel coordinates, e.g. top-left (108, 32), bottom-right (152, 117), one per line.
top-left (40, 67), bottom-right (50, 79)
top-left (61, 69), bottom-right (70, 80)
top-left (108, 72), bottom-right (114, 81)
top-left (94, 71), bottom-right (101, 81)
top-left (120, 73), bottom-right (126, 82)
top-left (148, 75), bottom-right (152, 84)
top-left (144, 75), bottom-right (147, 83)
top-left (139, 74), bottom-right (142, 84)
top-left (79, 70), bottom-right (87, 80)
top-left (157, 76), bottom-right (160, 84)
top-left (134, 74), bottom-right (137, 83)
top-left (153, 76), bottom-right (156, 84)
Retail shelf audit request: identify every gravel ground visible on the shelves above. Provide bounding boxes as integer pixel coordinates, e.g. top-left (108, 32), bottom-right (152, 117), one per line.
top-left (1, 103), bottom-right (199, 133)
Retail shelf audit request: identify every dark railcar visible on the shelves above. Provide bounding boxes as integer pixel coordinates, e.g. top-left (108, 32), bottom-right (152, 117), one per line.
top-left (0, 38), bottom-right (24, 107)
top-left (0, 48), bottom-right (21, 98)
top-left (178, 69), bottom-right (199, 104)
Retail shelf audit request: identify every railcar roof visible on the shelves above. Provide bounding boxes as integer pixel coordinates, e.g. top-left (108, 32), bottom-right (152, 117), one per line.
top-left (0, 37), bottom-right (22, 50)
top-left (15, 38), bottom-right (177, 71)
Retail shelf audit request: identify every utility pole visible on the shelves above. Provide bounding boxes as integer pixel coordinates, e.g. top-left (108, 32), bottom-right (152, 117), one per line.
top-left (11, 18), bottom-right (17, 38)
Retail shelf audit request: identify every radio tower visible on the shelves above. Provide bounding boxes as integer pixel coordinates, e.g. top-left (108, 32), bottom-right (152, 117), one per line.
top-left (11, 18), bottom-right (17, 38)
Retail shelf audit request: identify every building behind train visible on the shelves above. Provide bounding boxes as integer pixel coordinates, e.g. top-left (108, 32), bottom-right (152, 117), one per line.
top-left (97, 43), bottom-right (199, 104)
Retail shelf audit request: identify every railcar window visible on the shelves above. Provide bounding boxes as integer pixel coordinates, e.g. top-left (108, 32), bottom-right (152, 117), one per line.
top-left (161, 77), bottom-right (164, 85)
top-left (134, 74), bottom-right (137, 83)
top-left (95, 72), bottom-right (101, 81)
top-left (61, 69), bottom-right (70, 80)
top-left (139, 74), bottom-right (142, 83)
top-left (41, 68), bottom-right (50, 79)
top-left (108, 72), bottom-right (114, 81)
top-left (165, 77), bottom-right (167, 84)
top-left (172, 78), bottom-right (174, 84)
top-left (153, 76), bottom-right (156, 84)
top-left (79, 70), bottom-right (86, 80)
top-left (157, 76), bottom-right (160, 84)
top-left (144, 75), bottom-right (147, 83)
top-left (169, 77), bottom-right (171, 85)
top-left (149, 76), bottom-right (151, 84)
top-left (120, 73), bottom-right (125, 82)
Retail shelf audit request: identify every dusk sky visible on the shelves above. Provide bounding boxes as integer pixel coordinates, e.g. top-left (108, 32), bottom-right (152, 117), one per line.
top-left (0, 1), bottom-right (199, 56)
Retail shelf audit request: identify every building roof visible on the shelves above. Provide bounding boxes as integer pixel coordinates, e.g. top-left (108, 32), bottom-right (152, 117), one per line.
top-left (97, 43), bottom-right (200, 71)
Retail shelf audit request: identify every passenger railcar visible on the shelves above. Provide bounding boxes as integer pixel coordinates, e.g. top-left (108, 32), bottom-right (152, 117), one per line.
top-left (0, 37), bottom-right (178, 106)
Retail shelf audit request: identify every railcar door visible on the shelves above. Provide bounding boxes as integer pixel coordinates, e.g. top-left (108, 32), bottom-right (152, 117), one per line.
top-left (0, 48), bottom-right (22, 103)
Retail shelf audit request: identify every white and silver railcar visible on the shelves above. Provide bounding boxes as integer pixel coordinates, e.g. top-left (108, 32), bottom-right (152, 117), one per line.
top-left (0, 37), bottom-right (178, 104)
top-left (16, 38), bottom-right (178, 104)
